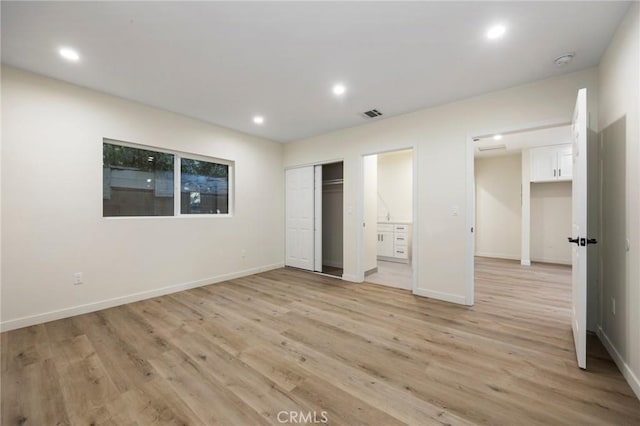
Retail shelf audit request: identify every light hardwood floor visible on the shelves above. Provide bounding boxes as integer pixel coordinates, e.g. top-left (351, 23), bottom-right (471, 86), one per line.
top-left (2, 257), bottom-right (639, 425)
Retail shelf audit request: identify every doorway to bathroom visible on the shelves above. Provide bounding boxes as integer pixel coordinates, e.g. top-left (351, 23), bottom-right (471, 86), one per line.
top-left (362, 149), bottom-right (414, 289)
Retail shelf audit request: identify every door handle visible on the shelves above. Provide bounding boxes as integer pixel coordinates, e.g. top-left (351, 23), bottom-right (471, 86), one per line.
top-left (568, 237), bottom-right (598, 246)
top-left (580, 238), bottom-right (598, 246)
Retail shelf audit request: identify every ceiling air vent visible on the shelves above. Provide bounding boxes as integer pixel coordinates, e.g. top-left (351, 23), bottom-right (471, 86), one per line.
top-left (362, 109), bottom-right (383, 119)
top-left (478, 144), bottom-right (506, 152)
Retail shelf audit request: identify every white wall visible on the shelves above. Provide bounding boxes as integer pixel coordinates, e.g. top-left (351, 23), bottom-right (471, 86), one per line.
top-left (377, 150), bottom-right (412, 223)
top-left (597, 3), bottom-right (640, 398)
top-left (530, 182), bottom-right (572, 265)
top-left (474, 154), bottom-right (521, 260)
top-left (284, 67), bottom-right (598, 303)
top-left (363, 155), bottom-right (378, 272)
top-left (1, 66), bottom-right (284, 330)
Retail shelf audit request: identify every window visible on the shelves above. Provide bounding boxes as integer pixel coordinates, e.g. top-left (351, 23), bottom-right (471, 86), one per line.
top-left (103, 140), bottom-right (232, 217)
top-left (181, 158), bottom-right (229, 214)
top-left (103, 143), bottom-right (175, 216)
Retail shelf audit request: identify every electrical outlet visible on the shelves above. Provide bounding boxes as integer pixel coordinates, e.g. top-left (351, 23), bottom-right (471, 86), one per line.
top-left (241, 249), bottom-right (246, 259)
top-left (73, 272), bottom-right (83, 285)
top-left (612, 298), bottom-right (616, 316)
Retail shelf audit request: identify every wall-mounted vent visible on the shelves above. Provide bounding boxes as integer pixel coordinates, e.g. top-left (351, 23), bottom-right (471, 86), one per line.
top-left (362, 109), bottom-right (383, 119)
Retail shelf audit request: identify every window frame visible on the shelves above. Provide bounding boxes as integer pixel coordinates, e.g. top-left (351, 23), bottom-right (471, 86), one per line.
top-left (103, 138), bottom-right (234, 219)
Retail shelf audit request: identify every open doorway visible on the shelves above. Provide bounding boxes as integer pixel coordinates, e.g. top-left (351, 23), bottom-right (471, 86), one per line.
top-left (362, 149), bottom-right (414, 290)
top-left (472, 124), bottom-right (576, 337)
top-left (473, 124), bottom-right (574, 268)
top-left (468, 93), bottom-right (600, 370)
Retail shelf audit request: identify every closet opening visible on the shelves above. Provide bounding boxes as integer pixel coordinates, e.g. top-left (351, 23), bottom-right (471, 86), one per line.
top-left (317, 162), bottom-right (344, 277)
top-left (361, 149), bottom-right (414, 290)
top-left (284, 161), bottom-right (344, 279)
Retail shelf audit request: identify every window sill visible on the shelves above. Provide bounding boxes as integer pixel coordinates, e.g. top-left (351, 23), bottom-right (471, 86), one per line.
top-left (103, 214), bottom-right (234, 220)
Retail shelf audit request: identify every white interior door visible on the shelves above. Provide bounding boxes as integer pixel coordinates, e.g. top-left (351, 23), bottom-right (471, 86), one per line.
top-left (285, 167), bottom-right (315, 271)
top-left (314, 165), bottom-right (323, 272)
top-left (570, 88), bottom-right (589, 369)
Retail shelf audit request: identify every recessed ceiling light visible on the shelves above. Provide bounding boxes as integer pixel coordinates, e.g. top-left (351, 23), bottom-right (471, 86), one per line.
top-left (493, 134), bottom-right (503, 140)
top-left (253, 116), bottom-right (264, 125)
top-left (332, 84), bottom-right (346, 96)
top-left (486, 25), bottom-right (506, 40)
top-left (59, 47), bottom-right (80, 62)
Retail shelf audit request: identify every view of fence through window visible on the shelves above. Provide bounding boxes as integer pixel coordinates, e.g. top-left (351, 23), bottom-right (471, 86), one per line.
top-left (103, 141), bottom-right (230, 217)
top-left (103, 143), bottom-right (175, 216)
top-left (181, 158), bottom-right (229, 214)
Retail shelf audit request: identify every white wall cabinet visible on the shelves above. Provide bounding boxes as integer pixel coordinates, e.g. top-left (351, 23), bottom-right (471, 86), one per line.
top-left (377, 223), bottom-right (411, 263)
top-left (557, 148), bottom-right (573, 180)
top-left (530, 144), bottom-right (573, 182)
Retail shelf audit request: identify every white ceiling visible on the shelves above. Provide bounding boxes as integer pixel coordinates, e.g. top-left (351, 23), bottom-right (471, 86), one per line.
top-left (474, 125), bottom-right (572, 158)
top-left (1, 2), bottom-right (630, 143)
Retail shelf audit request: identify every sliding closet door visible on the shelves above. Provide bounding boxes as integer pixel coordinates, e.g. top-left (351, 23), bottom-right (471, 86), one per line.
top-left (314, 165), bottom-right (323, 272)
top-left (285, 167), bottom-right (315, 270)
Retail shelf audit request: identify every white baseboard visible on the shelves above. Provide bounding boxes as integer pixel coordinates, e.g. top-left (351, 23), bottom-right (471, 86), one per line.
top-left (413, 288), bottom-right (467, 305)
top-left (377, 255), bottom-right (411, 264)
top-left (0, 262), bottom-right (284, 332)
top-left (530, 257), bottom-right (571, 265)
top-left (364, 267), bottom-right (378, 277)
top-left (521, 259), bottom-right (531, 266)
top-left (597, 326), bottom-right (640, 400)
top-left (475, 252), bottom-right (520, 261)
